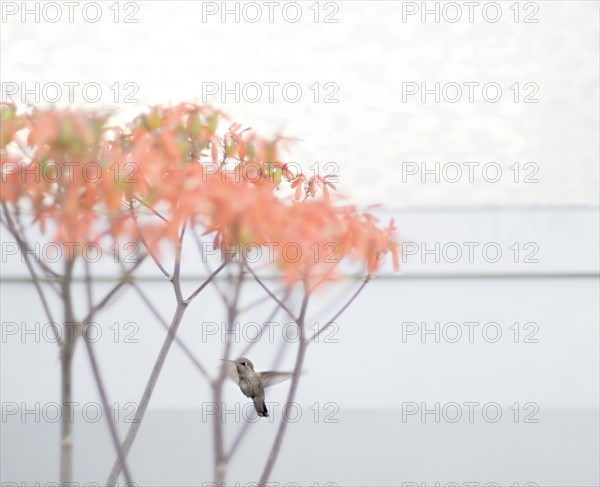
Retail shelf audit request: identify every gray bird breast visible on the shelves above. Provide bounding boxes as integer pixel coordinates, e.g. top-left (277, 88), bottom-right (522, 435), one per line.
top-left (239, 377), bottom-right (261, 398)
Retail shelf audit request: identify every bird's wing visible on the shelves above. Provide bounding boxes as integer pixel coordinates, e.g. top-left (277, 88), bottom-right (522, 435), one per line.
top-left (261, 371), bottom-right (294, 388)
top-left (223, 361), bottom-right (240, 385)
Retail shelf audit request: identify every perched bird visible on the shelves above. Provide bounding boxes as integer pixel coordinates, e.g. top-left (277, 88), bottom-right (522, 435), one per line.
top-left (222, 357), bottom-right (293, 417)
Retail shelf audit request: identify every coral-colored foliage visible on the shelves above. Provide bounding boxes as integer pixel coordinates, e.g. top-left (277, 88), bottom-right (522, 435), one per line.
top-left (0, 102), bottom-right (398, 282)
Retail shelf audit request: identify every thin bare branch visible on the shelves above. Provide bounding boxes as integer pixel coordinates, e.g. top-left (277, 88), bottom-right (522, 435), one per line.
top-left (131, 282), bottom-right (209, 379)
top-left (83, 259), bottom-right (94, 312)
top-left (80, 255), bottom-right (147, 325)
top-left (213, 264), bottom-right (244, 484)
top-left (1, 202), bottom-right (61, 345)
top-left (172, 221), bottom-right (187, 303)
top-left (258, 283), bottom-right (310, 487)
top-left (12, 208), bottom-right (61, 281)
top-left (226, 289), bottom-right (291, 461)
top-left (190, 223), bottom-right (228, 303)
top-left (130, 206), bottom-right (172, 280)
top-left (106, 301), bottom-right (187, 485)
top-left (59, 259), bottom-right (76, 485)
top-left (244, 263), bottom-right (298, 322)
top-left (82, 338), bottom-right (134, 485)
top-left (238, 289), bottom-right (291, 357)
top-left (311, 274), bottom-right (372, 343)
top-left (133, 196), bottom-right (169, 223)
top-left (225, 420), bottom-right (253, 463)
top-left (237, 290), bottom-right (284, 314)
top-left (185, 261), bottom-right (228, 303)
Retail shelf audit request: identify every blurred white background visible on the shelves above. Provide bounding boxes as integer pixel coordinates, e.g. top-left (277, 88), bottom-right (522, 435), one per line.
top-left (1, 1), bottom-right (599, 486)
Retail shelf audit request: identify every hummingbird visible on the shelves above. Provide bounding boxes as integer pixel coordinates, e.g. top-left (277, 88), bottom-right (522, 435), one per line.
top-left (222, 357), bottom-right (293, 417)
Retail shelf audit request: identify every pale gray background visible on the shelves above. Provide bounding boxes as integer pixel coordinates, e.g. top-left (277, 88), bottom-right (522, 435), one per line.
top-left (1, 1), bottom-right (599, 486)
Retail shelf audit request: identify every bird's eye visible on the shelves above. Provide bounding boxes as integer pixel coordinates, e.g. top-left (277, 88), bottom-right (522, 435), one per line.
top-left (241, 362), bottom-right (246, 366)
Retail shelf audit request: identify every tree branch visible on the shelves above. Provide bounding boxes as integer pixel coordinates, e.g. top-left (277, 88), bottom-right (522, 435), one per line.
top-left (213, 263), bottom-right (244, 484)
top-left (83, 338), bottom-right (134, 485)
top-left (258, 283), bottom-right (310, 486)
top-left (105, 301), bottom-right (187, 485)
top-left (130, 206), bottom-right (172, 280)
top-left (133, 196), bottom-right (169, 223)
top-left (311, 274), bottom-right (372, 343)
top-left (185, 261), bottom-right (228, 304)
top-left (106, 255), bottom-right (227, 485)
top-left (131, 282), bottom-right (209, 379)
top-left (1, 202), bottom-right (62, 345)
top-left (244, 263), bottom-right (298, 323)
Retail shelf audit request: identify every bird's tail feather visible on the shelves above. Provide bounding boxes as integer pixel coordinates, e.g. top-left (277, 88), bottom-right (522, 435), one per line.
top-left (253, 395), bottom-right (269, 417)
